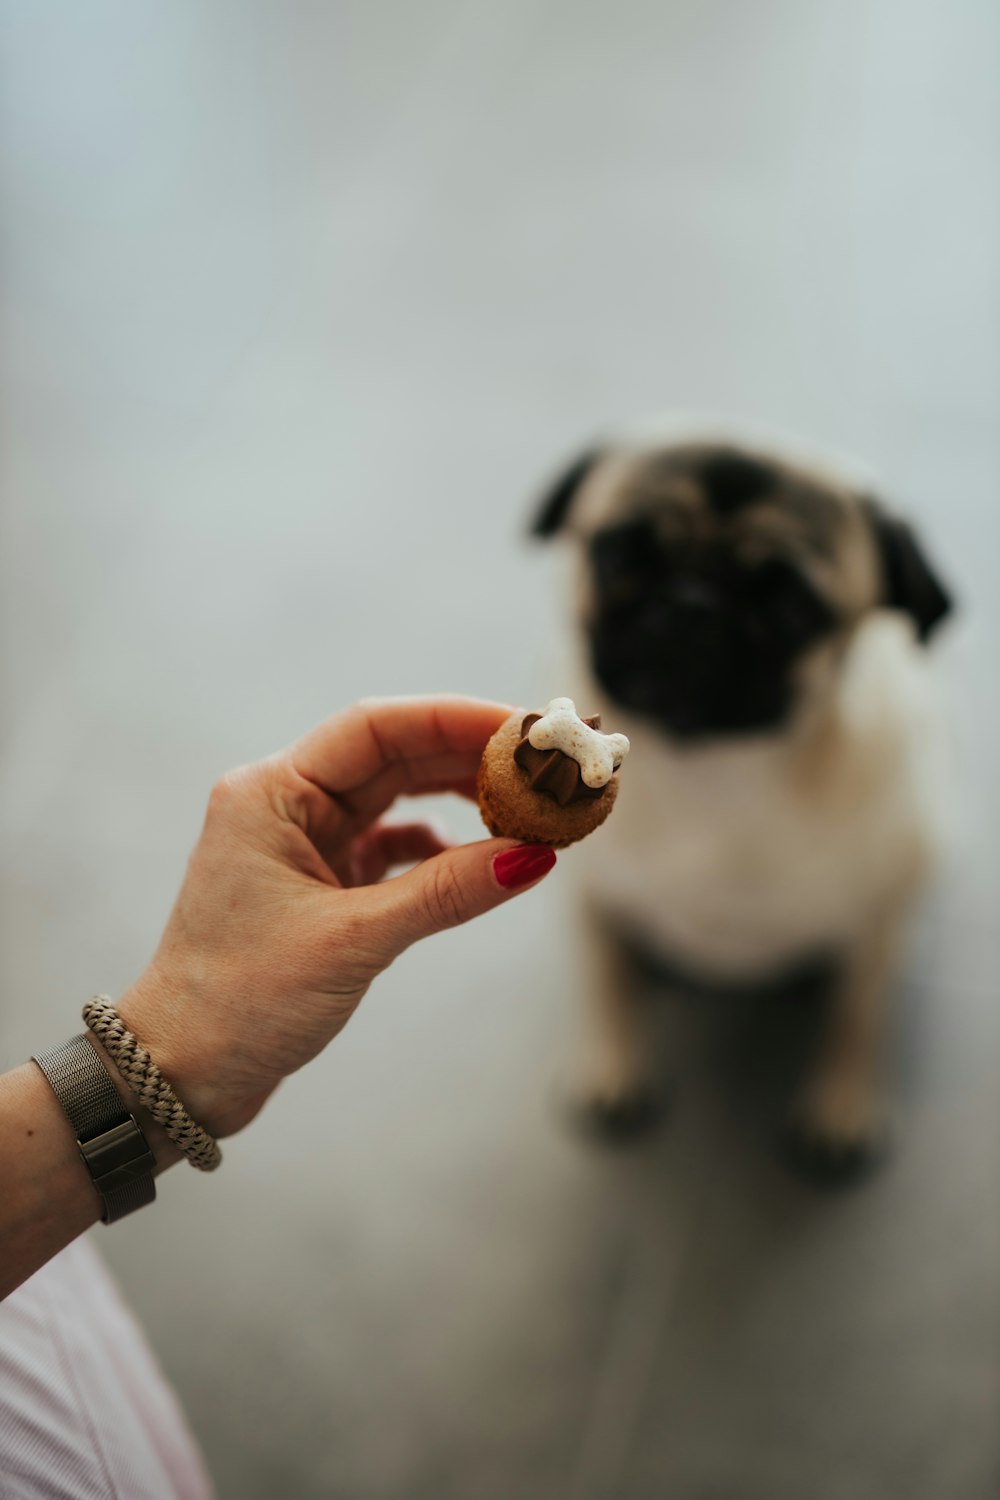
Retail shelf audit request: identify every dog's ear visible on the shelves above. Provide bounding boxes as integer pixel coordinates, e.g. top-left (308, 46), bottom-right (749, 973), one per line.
top-left (531, 448), bottom-right (606, 538)
top-left (862, 497), bottom-right (953, 642)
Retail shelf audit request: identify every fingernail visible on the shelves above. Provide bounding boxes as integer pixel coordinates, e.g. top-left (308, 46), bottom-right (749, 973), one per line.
top-left (493, 844), bottom-right (557, 890)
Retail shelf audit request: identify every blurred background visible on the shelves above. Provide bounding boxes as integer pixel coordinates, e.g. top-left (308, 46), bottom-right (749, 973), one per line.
top-left (1, 3), bottom-right (998, 1497)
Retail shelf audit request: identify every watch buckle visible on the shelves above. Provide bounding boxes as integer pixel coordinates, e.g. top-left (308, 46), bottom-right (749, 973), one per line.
top-left (79, 1117), bottom-right (156, 1193)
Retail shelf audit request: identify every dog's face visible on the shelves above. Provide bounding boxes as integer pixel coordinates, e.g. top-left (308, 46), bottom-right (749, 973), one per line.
top-left (534, 438), bottom-right (951, 740)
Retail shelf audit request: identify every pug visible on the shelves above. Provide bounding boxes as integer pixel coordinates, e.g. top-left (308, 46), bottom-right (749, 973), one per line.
top-left (532, 424), bottom-right (952, 1174)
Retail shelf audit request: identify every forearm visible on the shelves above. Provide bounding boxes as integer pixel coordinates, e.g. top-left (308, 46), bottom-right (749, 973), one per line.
top-left (0, 1040), bottom-right (181, 1301)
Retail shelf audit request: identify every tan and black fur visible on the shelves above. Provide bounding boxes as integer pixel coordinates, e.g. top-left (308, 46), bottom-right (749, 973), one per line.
top-left (533, 424), bottom-right (952, 1177)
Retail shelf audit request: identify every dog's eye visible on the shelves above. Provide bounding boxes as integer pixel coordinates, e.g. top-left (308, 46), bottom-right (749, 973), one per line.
top-left (590, 521), bottom-right (659, 590)
top-left (742, 559), bottom-right (834, 651)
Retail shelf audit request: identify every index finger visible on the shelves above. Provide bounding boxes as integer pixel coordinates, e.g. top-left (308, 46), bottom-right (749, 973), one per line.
top-left (290, 695), bottom-right (513, 798)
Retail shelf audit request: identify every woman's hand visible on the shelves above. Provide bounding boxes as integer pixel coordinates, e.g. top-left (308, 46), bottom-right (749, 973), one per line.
top-left (118, 697), bottom-right (555, 1138)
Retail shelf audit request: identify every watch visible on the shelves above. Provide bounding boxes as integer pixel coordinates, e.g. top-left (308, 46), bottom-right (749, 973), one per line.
top-left (33, 1034), bottom-right (157, 1223)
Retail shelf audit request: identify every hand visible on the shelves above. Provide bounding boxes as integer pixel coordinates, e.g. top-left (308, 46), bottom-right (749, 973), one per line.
top-left (117, 697), bottom-right (556, 1138)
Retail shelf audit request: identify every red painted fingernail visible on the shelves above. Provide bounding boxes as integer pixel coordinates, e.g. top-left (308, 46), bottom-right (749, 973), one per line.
top-left (493, 844), bottom-right (557, 890)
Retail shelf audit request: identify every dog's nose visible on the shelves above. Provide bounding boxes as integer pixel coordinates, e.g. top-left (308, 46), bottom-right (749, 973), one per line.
top-left (663, 576), bottom-right (728, 659)
top-left (668, 576), bottom-right (721, 612)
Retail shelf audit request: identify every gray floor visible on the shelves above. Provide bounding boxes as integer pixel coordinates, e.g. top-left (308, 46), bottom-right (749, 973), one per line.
top-left (2, 3), bottom-right (999, 1497)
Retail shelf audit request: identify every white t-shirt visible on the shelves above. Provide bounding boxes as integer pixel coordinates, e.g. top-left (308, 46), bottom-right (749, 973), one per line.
top-left (0, 1237), bottom-right (214, 1499)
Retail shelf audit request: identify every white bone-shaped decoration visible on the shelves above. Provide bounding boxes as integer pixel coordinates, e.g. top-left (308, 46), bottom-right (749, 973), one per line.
top-left (527, 697), bottom-right (630, 789)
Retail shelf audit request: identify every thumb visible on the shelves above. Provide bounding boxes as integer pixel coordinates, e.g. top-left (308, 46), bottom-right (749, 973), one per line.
top-left (370, 838), bottom-right (557, 954)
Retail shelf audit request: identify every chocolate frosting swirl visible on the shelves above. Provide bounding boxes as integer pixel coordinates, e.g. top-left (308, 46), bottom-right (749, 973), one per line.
top-left (514, 713), bottom-right (607, 806)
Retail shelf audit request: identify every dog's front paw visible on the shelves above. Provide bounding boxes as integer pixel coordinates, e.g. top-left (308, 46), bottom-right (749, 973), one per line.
top-left (786, 1074), bottom-right (889, 1185)
top-left (562, 1050), bottom-right (664, 1142)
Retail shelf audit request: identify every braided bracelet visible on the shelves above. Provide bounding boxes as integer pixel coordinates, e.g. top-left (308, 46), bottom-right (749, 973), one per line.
top-left (82, 995), bottom-right (222, 1172)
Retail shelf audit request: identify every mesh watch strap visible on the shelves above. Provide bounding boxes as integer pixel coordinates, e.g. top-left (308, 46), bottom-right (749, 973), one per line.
top-left (33, 1034), bottom-right (156, 1224)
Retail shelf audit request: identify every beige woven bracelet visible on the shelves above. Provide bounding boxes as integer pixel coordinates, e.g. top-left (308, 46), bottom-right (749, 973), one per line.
top-left (82, 995), bottom-right (222, 1172)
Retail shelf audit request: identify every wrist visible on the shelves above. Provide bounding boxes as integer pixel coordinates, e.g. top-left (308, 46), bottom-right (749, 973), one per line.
top-left (115, 967), bottom-right (268, 1140)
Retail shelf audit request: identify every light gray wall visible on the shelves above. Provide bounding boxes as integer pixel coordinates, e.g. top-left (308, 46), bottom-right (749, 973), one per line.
top-left (2, 5), bottom-right (997, 1497)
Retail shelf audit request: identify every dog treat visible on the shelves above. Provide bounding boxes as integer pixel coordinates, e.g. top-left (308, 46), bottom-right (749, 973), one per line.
top-left (477, 696), bottom-right (629, 847)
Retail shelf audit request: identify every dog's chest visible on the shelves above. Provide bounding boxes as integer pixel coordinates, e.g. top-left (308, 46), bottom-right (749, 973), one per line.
top-left (577, 727), bottom-right (919, 977)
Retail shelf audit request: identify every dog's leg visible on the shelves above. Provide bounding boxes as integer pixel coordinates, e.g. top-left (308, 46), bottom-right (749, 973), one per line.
top-left (567, 909), bottom-right (660, 1136)
top-left (789, 901), bottom-right (908, 1178)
